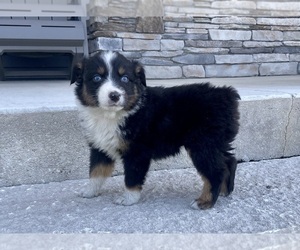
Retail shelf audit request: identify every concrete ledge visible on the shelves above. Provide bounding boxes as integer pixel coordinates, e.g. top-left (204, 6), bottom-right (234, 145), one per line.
top-left (0, 76), bottom-right (300, 186)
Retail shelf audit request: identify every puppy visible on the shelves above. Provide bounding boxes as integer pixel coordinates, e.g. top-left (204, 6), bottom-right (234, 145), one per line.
top-left (71, 51), bottom-right (240, 209)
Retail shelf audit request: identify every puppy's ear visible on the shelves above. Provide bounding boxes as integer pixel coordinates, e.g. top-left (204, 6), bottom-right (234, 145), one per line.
top-left (134, 62), bottom-right (146, 87)
top-left (70, 58), bottom-right (85, 85)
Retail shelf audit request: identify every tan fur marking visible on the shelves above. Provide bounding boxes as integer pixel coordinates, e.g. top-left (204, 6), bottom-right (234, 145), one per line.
top-left (199, 175), bottom-right (212, 202)
top-left (83, 84), bottom-right (97, 106)
top-left (127, 185), bottom-right (142, 191)
top-left (125, 85), bottom-right (139, 110)
top-left (76, 62), bottom-right (83, 70)
top-left (220, 175), bottom-right (229, 196)
top-left (97, 67), bottom-right (105, 75)
top-left (220, 169), bottom-right (230, 196)
top-left (118, 66), bottom-right (125, 75)
top-left (220, 180), bottom-right (228, 196)
top-left (135, 65), bottom-right (142, 74)
top-left (195, 175), bottom-right (213, 209)
top-left (90, 163), bottom-right (114, 178)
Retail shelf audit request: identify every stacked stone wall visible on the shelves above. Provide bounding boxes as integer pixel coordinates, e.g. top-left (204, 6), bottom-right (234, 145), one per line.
top-left (87, 1), bottom-right (300, 79)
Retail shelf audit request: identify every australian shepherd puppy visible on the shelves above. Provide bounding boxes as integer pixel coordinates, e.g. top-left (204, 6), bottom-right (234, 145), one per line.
top-left (71, 51), bottom-right (240, 209)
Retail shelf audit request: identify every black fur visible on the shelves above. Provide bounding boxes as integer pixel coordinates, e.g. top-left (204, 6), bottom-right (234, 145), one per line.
top-left (71, 51), bottom-right (240, 209)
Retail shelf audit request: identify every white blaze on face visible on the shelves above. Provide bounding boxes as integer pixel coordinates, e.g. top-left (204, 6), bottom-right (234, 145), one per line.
top-left (98, 81), bottom-right (125, 110)
top-left (97, 51), bottom-right (125, 110)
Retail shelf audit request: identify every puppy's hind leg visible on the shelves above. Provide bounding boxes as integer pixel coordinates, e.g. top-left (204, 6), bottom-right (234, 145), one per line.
top-left (79, 148), bottom-right (115, 198)
top-left (187, 145), bottom-right (225, 209)
top-left (220, 152), bottom-right (237, 196)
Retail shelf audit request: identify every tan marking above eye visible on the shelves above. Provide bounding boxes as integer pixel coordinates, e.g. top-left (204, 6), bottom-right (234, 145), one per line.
top-left (118, 66), bottom-right (126, 75)
top-left (135, 65), bottom-right (142, 74)
top-left (76, 62), bottom-right (83, 69)
top-left (97, 67), bottom-right (105, 75)
top-left (82, 84), bottom-right (97, 107)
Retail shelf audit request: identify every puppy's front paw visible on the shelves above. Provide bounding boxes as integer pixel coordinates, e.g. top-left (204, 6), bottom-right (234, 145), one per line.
top-left (190, 200), bottom-right (200, 210)
top-left (190, 199), bottom-right (214, 210)
top-left (115, 189), bottom-right (141, 206)
top-left (77, 177), bottom-right (105, 198)
top-left (78, 185), bottom-right (100, 198)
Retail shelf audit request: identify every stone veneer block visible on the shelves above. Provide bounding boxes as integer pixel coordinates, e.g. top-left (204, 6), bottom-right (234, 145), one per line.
top-left (136, 17), bottom-right (164, 34)
top-left (205, 64), bottom-right (258, 77)
top-left (178, 23), bottom-right (219, 29)
top-left (173, 54), bottom-right (215, 64)
top-left (143, 51), bottom-right (184, 57)
top-left (185, 47), bottom-right (229, 54)
top-left (211, 1), bottom-right (256, 10)
top-left (257, 2), bottom-right (300, 11)
top-left (94, 37), bottom-right (122, 51)
top-left (209, 30), bottom-right (251, 41)
top-left (182, 65), bottom-right (205, 78)
top-left (252, 30), bottom-right (283, 41)
top-left (117, 33), bottom-right (162, 40)
top-left (161, 40), bottom-right (185, 51)
top-left (259, 62), bottom-right (298, 76)
top-left (120, 51), bottom-right (142, 59)
top-left (274, 47), bottom-right (300, 53)
top-left (186, 29), bottom-right (208, 34)
top-left (283, 32), bottom-right (300, 41)
top-left (165, 27), bottom-right (186, 33)
top-left (257, 18), bottom-right (300, 26)
top-left (145, 66), bottom-right (182, 79)
top-left (123, 39), bottom-right (161, 51)
top-left (139, 58), bottom-right (174, 66)
top-left (231, 47), bottom-right (273, 54)
top-left (212, 16), bottom-right (256, 25)
top-left (283, 41), bottom-right (300, 47)
top-left (185, 40), bottom-right (243, 48)
top-left (215, 55), bottom-right (253, 64)
top-left (243, 41), bottom-right (282, 48)
top-left (253, 54), bottom-right (289, 63)
top-left (162, 33), bottom-right (209, 40)
top-left (290, 54), bottom-right (300, 62)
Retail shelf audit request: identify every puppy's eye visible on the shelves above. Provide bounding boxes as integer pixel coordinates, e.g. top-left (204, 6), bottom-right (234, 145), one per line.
top-left (93, 75), bottom-right (102, 83)
top-left (121, 75), bottom-right (129, 83)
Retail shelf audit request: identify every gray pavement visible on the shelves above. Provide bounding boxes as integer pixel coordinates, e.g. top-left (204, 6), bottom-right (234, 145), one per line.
top-left (1, 156), bottom-right (300, 234)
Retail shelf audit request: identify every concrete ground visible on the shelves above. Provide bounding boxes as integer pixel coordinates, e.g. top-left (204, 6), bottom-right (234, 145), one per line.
top-left (0, 157), bottom-right (300, 249)
top-left (0, 156), bottom-right (300, 234)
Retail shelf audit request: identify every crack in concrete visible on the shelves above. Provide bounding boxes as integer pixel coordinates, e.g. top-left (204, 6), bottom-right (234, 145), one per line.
top-left (283, 94), bottom-right (295, 157)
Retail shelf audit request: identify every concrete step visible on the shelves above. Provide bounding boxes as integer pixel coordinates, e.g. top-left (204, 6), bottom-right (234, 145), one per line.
top-left (0, 76), bottom-right (300, 187)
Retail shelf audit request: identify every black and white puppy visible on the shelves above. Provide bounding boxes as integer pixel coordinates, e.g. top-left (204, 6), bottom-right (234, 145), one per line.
top-left (71, 51), bottom-right (240, 209)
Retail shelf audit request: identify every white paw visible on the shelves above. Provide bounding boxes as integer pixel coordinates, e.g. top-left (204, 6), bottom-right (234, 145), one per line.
top-left (78, 185), bottom-right (100, 198)
top-left (77, 177), bottom-right (106, 198)
top-left (115, 189), bottom-right (141, 206)
top-left (190, 200), bottom-right (200, 210)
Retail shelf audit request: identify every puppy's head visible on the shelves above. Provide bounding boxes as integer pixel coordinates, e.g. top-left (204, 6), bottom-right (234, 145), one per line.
top-left (71, 51), bottom-right (146, 112)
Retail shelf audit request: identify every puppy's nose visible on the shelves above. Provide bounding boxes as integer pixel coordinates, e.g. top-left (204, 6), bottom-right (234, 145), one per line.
top-left (109, 91), bottom-right (121, 102)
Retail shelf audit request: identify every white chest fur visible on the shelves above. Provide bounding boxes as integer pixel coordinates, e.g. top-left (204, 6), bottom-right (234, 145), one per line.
top-left (78, 105), bottom-right (127, 160)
